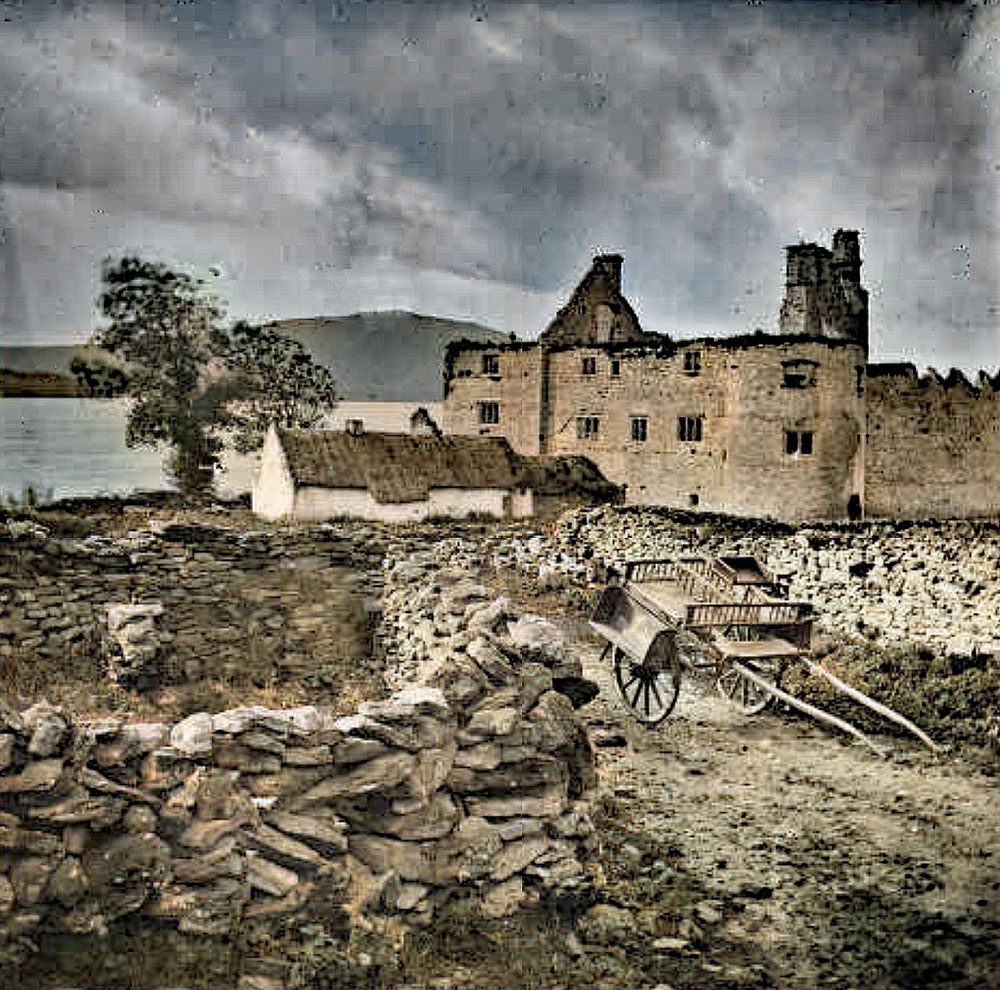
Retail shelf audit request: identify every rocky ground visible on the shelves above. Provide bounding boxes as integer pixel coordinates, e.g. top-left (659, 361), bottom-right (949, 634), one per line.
top-left (570, 628), bottom-right (1000, 990)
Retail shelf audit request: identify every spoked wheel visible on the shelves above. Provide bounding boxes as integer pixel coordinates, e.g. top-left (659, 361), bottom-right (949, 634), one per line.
top-left (715, 660), bottom-right (780, 716)
top-left (612, 633), bottom-right (682, 726)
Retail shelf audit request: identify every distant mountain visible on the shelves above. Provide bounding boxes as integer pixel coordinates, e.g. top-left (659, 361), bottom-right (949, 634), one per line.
top-left (0, 345), bottom-right (85, 374)
top-left (269, 310), bottom-right (510, 400)
top-left (2, 312), bottom-right (510, 400)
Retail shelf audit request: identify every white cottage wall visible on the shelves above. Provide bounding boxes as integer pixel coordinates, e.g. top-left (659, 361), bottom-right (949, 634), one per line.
top-left (289, 486), bottom-right (510, 522)
top-left (251, 427), bottom-right (296, 520)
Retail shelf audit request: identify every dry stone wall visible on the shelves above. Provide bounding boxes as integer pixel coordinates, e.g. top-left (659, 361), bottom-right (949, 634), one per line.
top-left (0, 519), bottom-right (377, 688)
top-left (0, 523), bottom-right (598, 951)
top-left (550, 506), bottom-right (1000, 659)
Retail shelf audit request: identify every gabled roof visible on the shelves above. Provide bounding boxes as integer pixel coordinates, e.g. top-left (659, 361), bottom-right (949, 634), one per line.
top-left (276, 428), bottom-right (519, 503)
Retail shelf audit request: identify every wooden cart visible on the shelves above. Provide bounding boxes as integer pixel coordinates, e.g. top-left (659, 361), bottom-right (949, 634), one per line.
top-left (590, 556), bottom-right (811, 725)
top-left (590, 555), bottom-right (940, 753)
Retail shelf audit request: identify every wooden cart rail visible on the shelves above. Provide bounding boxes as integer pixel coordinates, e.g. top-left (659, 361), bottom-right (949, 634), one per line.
top-left (684, 601), bottom-right (812, 629)
top-left (624, 556), bottom-right (736, 591)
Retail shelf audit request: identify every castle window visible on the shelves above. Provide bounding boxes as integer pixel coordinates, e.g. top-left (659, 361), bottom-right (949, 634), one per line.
top-left (577, 416), bottom-right (600, 439)
top-left (611, 359), bottom-right (621, 377)
top-left (684, 351), bottom-right (701, 376)
top-left (478, 401), bottom-right (499, 425)
top-left (582, 356), bottom-right (597, 375)
top-left (630, 417), bottom-right (648, 442)
top-left (785, 429), bottom-right (814, 456)
top-left (678, 416), bottom-right (703, 443)
top-left (482, 354), bottom-right (500, 375)
top-left (856, 365), bottom-right (865, 395)
top-left (594, 304), bottom-right (613, 342)
top-left (781, 359), bottom-right (818, 389)
top-left (346, 419), bottom-right (364, 436)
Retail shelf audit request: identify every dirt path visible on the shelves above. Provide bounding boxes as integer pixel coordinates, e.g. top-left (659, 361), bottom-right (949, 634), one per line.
top-left (570, 623), bottom-right (1000, 989)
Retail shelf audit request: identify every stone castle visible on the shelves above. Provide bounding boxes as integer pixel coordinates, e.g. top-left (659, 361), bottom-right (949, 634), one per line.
top-left (442, 231), bottom-right (1000, 523)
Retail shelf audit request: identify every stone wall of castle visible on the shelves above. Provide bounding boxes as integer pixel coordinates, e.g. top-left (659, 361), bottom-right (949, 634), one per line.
top-left (442, 236), bottom-right (1000, 523)
top-left (443, 337), bottom-right (866, 523)
top-left (443, 345), bottom-right (543, 456)
top-left (540, 338), bottom-right (866, 522)
top-left (866, 369), bottom-right (1000, 519)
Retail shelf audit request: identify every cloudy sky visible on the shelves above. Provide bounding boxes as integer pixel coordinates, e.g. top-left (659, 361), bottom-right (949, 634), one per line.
top-left (0, 0), bottom-right (996, 371)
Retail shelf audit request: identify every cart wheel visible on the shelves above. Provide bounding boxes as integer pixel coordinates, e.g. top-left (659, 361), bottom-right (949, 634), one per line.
top-left (716, 661), bottom-right (779, 716)
top-left (613, 640), bottom-right (682, 727)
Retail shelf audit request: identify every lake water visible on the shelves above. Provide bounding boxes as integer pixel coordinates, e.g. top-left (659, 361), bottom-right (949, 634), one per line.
top-left (0, 398), bottom-right (173, 504)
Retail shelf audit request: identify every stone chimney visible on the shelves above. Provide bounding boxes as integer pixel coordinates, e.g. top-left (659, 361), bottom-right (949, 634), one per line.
top-left (592, 254), bottom-right (623, 295)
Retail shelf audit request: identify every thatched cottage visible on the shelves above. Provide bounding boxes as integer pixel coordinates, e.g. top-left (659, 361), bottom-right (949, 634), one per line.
top-left (252, 424), bottom-right (534, 522)
top-left (252, 424), bottom-right (622, 522)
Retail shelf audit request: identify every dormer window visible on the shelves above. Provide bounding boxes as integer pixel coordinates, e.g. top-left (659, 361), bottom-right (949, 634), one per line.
top-left (782, 358), bottom-right (818, 389)
top-left (684, 351), bottom-right (701, 376)
top-left (482, 354), bottom-right (500, 375)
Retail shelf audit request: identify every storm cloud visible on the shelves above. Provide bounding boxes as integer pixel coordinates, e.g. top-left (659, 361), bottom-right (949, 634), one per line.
top-left (0, 0), bottom-right (995, 371)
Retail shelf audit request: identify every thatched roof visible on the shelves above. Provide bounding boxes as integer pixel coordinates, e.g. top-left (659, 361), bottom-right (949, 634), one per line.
top-left (513, 453), bottom-right (624, 500)
top-left (276, 428), bottom-right (519, 503)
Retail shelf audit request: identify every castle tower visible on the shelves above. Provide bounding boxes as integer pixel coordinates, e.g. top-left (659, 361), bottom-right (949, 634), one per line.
top-left (779, 229), bottom-right (868, 349)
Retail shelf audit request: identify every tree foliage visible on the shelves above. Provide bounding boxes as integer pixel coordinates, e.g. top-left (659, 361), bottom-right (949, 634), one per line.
top-left (69, 355), bottom-right (129, 398)
top-left (96, 256), bottom-right (337, 494)
top-left (210, 321), bottom-right (339, 454)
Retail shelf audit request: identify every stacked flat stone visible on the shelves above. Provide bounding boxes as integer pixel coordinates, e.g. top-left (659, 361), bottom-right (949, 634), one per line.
top-left (0, 547), bottom-right (598, 944)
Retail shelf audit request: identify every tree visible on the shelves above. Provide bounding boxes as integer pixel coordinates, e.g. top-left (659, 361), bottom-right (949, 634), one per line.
top-left (209, 320), bottom-right (339, 454)
top-left (97, 257), bottom-right (225, 494)
top-left (96, 256), bottom-right (338, 495)
top-left (69, 354), bottom-right (129, 398)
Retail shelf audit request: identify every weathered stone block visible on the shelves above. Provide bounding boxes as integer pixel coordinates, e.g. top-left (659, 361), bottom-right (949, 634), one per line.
top-left (364, 792), bottom-right (459, 841)
top-left (292, 752), bottom-right (417, 808)
top-left (347, 834), bottom-right (433, 885)
top-left (46, 855), bottom-right (89, 907)
top-left (247, 851), bottom-right (300, 897)
top-left (447, 756), bottom-right (567, 796)
top-left (170, 712), bottom-right (213, 757)
top-left (490, 835), bottom-right (551, 882)
top-left (434, 815), bottom-right (503, 883)
top-left (265, 810), bottom-right (347, 854)
top-left (465, 784), bottom-right (568, 820)
top-left (332, 737), bottom-right (390, 765)
top-left (465, 706), bottom-right (518, 739)
top-left (0, 758), bottom-right (64, 794)
top-left (25, 793), bottom-right (126, 830)
top-left (480, 875), bottom-right (525, 918)
top-left (22, 701), bottom-right (67, 758)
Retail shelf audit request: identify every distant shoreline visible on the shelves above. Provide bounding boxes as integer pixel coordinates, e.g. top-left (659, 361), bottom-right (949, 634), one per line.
top-left (0, 369), bottom-right (84, 397)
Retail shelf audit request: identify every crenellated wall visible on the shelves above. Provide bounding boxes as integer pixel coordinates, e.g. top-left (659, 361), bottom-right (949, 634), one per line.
top-left (865, 367), bottom-right (1000, 519)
